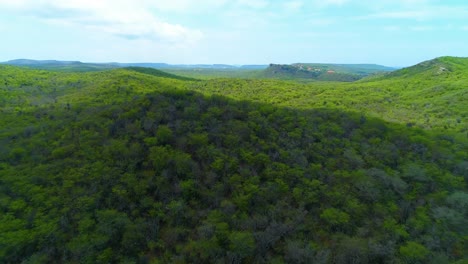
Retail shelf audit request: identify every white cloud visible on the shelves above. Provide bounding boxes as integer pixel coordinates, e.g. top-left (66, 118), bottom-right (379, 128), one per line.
top-left (237, 0), bottom-right (269, 9)
top-left (284, 1), bottom-right (304, 11)
top-left (223, 9), bottom-right (274, 30)
top-left (314, 0), bottom-right (350, 7)
top-left (383, 26), bottom-right (400, 31)
top-left (148, 0), bottom-right (228, 13)
top-left (0, 0), bottom-right (203, 44)
top-left (358, 10), bottom-right (430, 20)
top-left (409, 26), bottom-right (433, 31)
top-left (0, 0), bottom-right (30, 8)
top-left (335, 0), bottom-right (431, 8)
top-left (355, 4), bottom-right (468, 21)
top-left (395, 0), bottom-right (433, 8)
top-left (326, 0), bottom-right (349, 5)
top-left (307, 18), bottom-right (337, 26)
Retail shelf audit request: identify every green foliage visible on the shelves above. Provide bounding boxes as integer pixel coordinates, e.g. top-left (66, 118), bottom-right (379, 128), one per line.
top-left (123, 67), bottom-right (198, 81)
top-left (164, 68), bottom-right (263, 79)
top-left (385, 56), bottom-right (468, 79)
top-left (228, 231), bottom-right (255, 257)
top-left (183, 59), bottom-right (467, 134)
top-left (399, 241), bottom-right (430, 263)
top-left (259, 63), bottom-right (392, 82)
top-left (320, 208), bottom-right (350, 227)
top-left (0, 60), bottom-right (467, 263)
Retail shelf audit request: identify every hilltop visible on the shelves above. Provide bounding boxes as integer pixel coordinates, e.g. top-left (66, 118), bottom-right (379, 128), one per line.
top-left (382, 56), bottom-right (468, 79)
top-left (260, 63), bottom-right (395, 82)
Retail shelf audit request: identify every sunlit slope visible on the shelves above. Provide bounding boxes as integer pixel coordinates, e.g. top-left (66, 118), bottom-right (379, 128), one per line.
top-left (258, 63), bottom-right (394, 82)
top-left (1, 56), bottom-right (467, 136)
top-left (0, 66), bottom-right (191, 109)
top-left (383, 56), bottom-right (468, 79)
top-left (0, 66), bottom-right (193, 139)
top-left (357, 56), bottom-right (468, 132)
top-left (186, 57), bottom-right (468, 134)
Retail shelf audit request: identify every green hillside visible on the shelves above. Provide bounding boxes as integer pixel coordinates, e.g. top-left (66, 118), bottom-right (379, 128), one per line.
top-left (179, 56), bottom-right (467, 135)
top-left (164, 68), bottom-right (263, 80)
top-left (123, 67), bottom-right (198, 81)
top-left (259, 63), bottom-right (394, 82)
top-left (0, 59), bottom-right (467, 263)
top-left (0, 59), bottom-right (268, 78)
top-left (295, 63), bottom-right (395, 76)
top-left (384, 56), bottom-right (468, 79)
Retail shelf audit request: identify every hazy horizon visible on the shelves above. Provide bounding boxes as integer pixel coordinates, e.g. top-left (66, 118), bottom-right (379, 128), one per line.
top-left (2, 57), bottom-right (407, 68)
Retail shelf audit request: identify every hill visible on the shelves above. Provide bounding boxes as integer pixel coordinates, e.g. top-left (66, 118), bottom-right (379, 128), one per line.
top-left (1, 59), bottom-right (268, 73)
top-left (296, 63), bottom-right (395, 75)
top-left (123, 67), bottom-right (198, 81)
top-left (178, 56), bottom-right (467, 134)
top-left (0, 61), bottom-right (467, 263)
top-left (2, 59), bottom-right (120, 72)
top-left (382, 56), bottom-right (468, 79)
top-left (260, 63), bottom-right (394, 82)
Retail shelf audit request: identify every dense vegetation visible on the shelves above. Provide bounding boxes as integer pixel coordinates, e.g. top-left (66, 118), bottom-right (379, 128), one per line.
top-left (260, 63), bottom-right (394, 82)
top-left (295, 63), bottom-right (395, 76)
top-left (186, 58), bottom-right (467, 134)
top-left (1, 60), bottom-right (268, 77)
top-left (0, 57), bottom-right (467, 263)
top-left (123, 67), bottom-right (198, 81)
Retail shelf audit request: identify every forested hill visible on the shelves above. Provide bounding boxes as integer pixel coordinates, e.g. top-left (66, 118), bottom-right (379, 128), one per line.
top-left (123, 67), bottom-right (198, 81)
top-left (260, 63), bottom-right (394, 82)
top-left (381, 56), bottom-right (468, 79)
top-left (0, 63), bottom-right (467, 263)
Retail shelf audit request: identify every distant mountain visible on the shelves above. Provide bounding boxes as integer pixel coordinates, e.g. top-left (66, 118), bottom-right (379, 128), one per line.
top-left (5, 59), bottom-right (82, 65)
top-left (239, 65), bottom-right (269, 69)
top-left (1, 59), bottom-right (269, 72)
top-left (118, 62), bottom-right (172, 69)
top-left (262, 64), bottom-right (322, 79)
top-left (2, 59), bottom-right (120, 72)
top-left (260, 63), bottom-right (395, 81)
top-left (120, 63), bottom-right (268, 69)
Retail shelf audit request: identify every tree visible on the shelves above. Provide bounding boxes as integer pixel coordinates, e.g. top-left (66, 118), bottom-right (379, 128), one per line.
top-left (228, 231), bottom-right (255, 262)
top-left (399, 241), bottom-right (429, 263)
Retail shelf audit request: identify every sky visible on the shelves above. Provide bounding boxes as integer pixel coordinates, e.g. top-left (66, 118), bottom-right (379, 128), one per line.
top-left (1, 0), bottom-right (468, 66)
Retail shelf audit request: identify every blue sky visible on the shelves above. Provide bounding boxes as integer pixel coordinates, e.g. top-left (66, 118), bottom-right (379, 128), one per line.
top-left (1, 0), bottom-right (468, 66)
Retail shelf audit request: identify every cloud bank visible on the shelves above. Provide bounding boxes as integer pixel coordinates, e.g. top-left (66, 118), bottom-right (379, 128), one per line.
top-left (0, 0), bottom-right (203, 44)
